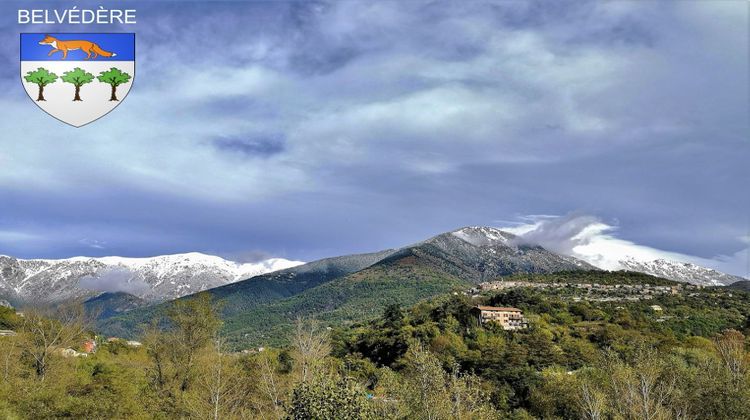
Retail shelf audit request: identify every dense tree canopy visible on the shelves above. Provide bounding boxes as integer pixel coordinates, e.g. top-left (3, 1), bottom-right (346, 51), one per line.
top-left (1, 277), bottom-right (749, 419)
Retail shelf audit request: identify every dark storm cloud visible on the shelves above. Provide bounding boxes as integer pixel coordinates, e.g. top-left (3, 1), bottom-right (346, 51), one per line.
top-left (0, 1), bottom-right (746, 276)
top-left (212, 135), bottom-right (285, 158)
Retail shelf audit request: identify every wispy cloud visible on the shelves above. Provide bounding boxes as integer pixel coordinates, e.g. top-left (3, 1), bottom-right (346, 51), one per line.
top-left (211, 135), bottom-right (285, 158)
top-left (79, 238), bottom-right (107, 250)
top-left (78, 267), bottom-right (149, 295)
top-left (0, 230), bottom-right (41, 243)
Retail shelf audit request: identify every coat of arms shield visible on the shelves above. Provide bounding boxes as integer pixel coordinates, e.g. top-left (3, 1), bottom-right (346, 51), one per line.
top-left (20, 33), bottom-right (135, 127)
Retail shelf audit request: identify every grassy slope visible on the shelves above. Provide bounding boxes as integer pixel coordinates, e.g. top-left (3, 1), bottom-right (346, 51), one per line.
top-left (97, 266), bottom-right (355, 337)
top-left (223, 254), bottom-right (471, 348)
top-left (83, 292), bottom-right (148, 320)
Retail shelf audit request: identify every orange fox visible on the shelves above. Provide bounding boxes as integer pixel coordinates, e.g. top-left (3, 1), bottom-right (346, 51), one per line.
top-left (38, 35), bottom-right (117, 60)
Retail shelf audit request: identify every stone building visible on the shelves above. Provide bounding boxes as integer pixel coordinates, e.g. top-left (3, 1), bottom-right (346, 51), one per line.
top-left (472, 305), bottom-right (528, 330)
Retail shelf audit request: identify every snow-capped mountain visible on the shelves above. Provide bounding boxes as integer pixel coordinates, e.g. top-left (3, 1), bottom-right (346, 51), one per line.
top-left (413, 226), bottom-right (599, 280)
top-left (451, 227), bottom-right (744, 286)
top-left (0, 253), bottom-right (303, 305)
top-left (450, 226), bottom-right (515, 246)
top-left (617, 257), bottom-right (745, 286)
top-left (452, 226), bottom-right (596, 270)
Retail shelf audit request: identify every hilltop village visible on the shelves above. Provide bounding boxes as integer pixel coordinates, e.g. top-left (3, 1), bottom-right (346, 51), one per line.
top-left (472, 278), bottom-right (706, 302)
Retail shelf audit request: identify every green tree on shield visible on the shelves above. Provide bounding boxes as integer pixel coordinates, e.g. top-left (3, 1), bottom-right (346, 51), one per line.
top-left (97, 68), bottom-right (131, 101)
top-left (24, 68), bottom-right (58, 101)
top-left (61, 67), bottom-right (95, 101)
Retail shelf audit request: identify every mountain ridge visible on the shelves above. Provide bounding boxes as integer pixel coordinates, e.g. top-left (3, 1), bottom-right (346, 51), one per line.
top-left (98, 226), bottom-right (597, 342)
top-left (0, 252), bottom-right (303, 305)
top-left (616, 257), bottom-right (744, 286)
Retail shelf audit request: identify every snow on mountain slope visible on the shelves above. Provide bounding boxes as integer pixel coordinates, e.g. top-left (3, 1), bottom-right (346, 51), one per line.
top-left (92, 253), bottom-right (299, 282)
top-left (450, 226), bottom-right (743, 286)
top-left (416, 226), bottom-right (600, 281)
top-left (0, 253), bottom-right (303, 304)
top-left (451, 226), bottom-right (514, 246)
top-left (617, 257), bottom-right (745, 286)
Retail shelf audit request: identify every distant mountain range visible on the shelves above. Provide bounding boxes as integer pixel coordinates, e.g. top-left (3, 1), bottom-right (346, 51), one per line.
top-left (3, 226), bottom-right (744, 346)
top-left (617, 257), bottom-right (745, 286)
top-left (2, 227), bottom-right (743, 309)
top-left (97, 227), bottom-right (599, 343)
top-left (0, 253), bottom-right (303, 306)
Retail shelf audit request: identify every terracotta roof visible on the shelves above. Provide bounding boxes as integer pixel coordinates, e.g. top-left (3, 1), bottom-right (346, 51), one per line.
top-left (475, 305), bottom-right (522, 312)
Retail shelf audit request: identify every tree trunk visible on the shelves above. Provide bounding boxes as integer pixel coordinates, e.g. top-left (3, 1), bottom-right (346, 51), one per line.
top-left (73, 85), bottom-right (82, 101)
top-left (37, 84), bottom-right (45, 101)
top-left (36, 356), bottom-right (46, 381)
top-left (110, 85), bottom-right (118, 101)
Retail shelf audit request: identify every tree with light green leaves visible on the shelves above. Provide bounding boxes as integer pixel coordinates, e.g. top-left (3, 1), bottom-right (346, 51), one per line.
top-left (61, 67), bottom-right (95, 101)
top-left (24, 68), bottom-right (57, 101)
top-left (97, 68), bottom-right (131, 101)
top-left (289, 374), bottom-right (375, 420)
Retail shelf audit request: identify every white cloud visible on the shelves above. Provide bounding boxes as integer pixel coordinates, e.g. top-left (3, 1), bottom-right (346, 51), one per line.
top-left (0, 1), bottom-right (744, 262)
top-left (0, 230), bottom-right (40, 243)
top-left (503, 213), bottom-right (749, 278)
top-left (0, 1), bottom-right (656, 199)
top-left (78, 267), bottom-right (149, 295)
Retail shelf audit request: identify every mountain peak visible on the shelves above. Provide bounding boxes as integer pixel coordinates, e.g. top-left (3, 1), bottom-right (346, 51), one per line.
top-left (450, 226), bottom-right (516, 246)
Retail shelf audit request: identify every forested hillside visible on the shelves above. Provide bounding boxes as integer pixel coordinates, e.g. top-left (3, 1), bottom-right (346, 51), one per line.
top-left (1, 271), bottom-right (749, 419)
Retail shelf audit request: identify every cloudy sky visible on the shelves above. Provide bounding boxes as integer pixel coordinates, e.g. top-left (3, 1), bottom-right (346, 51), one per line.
top-left (0, 1), bottom-right (747, 277)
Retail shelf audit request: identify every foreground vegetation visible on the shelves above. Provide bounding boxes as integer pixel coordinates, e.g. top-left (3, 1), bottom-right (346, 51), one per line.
top-left (1, 272), bottom-right (750, 419)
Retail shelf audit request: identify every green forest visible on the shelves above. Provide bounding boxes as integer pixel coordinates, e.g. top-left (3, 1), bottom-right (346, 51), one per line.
top-left (1, 272), bottom-right (750, 419)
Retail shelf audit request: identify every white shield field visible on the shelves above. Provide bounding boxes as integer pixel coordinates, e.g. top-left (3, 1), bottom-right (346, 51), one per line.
top-left (21, 61), bottom-right (135, 127)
